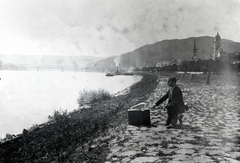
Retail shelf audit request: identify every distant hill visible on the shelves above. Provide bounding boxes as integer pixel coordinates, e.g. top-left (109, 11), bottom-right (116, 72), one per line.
top-left (0, 55), bottom-right (104, 69)
top-left (86, 36), bottom-right (240, 71)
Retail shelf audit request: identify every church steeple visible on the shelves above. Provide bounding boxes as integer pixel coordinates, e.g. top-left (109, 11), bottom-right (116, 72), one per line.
top-left (213, 32), bottom-right (221, 60)
top-left (192, 39), bottom-right (197, 60)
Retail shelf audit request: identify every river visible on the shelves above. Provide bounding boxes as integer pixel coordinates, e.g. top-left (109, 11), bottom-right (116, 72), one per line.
top-left (0, 70), bottom-right (141, 138)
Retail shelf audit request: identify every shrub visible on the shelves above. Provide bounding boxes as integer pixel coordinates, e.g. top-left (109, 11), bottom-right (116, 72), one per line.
top-left (48, 109), bottom-right (68, 122)
top-left (77, 89), bottom-right (112, 107)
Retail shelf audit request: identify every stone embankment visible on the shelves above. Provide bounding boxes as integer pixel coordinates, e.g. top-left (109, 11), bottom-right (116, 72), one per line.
top-left (106, 77), bottom-right (240, 162)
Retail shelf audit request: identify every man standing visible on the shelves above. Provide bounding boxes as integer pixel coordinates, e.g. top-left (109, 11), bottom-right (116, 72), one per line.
top-left (153, 77), bottom-right (184, 128)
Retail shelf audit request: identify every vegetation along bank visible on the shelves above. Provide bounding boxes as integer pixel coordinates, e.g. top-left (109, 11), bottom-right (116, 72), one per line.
top-left (0, 74), bottom-right (158, 162)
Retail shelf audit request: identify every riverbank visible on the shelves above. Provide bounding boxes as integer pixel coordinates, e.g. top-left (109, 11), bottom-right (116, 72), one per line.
top-left (0, 73), bottom-right (158, 162)
top-left (0, 71), bottom-right (143, 138)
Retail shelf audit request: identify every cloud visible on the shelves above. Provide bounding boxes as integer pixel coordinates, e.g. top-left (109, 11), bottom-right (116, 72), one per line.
top-left (73, 41), bottom-right (82, 51)
top-left (122, 28), bottom-right (130, 34)
top-left (0, 0), bottom-right (240, 56)
top-left (99, 36), bottom-right (105, 41)
top-left (214, 26), bottom-right (220, 32)
top-left (162, 24), bottom-right (169, 33)
top-left (96, 25), bottom-right (103, 32)
top-left (178, 7), bottom-right (183, 12)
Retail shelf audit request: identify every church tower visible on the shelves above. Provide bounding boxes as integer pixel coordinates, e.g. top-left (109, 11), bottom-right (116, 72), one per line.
top-left (213, 32), bottom-right (221, 60)
top-left (192, 39), bottom-right (197, 60)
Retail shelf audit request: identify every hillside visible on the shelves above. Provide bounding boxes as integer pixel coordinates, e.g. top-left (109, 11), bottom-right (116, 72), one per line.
top-left (86, 36), bottom-right (240, 71)
top-left (0, 54), bottom-right (104, 69)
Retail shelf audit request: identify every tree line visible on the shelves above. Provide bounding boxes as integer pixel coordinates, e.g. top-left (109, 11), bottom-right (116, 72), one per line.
top-left (140, 58), bottom-right (240, 74)
top-left (0, 60), bottom-right (19, 70)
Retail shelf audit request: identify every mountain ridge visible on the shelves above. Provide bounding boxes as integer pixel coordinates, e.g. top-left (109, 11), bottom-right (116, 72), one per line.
top-left (0, 54), bottom-right (104, 68)
top-left (86, 36), bottom-right (240, 71)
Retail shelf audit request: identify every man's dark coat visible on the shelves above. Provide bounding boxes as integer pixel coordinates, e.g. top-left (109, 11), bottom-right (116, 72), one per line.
top-left (155, 85), bottom-right (184, 111)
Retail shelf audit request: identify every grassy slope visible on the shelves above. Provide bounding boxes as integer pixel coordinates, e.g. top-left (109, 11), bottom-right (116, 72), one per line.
top-left (0, 74), bottom-right (158, 162)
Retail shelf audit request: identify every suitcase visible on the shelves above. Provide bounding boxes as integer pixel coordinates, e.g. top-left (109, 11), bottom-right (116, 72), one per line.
top-left (128, 103), bottom-right (151, 126)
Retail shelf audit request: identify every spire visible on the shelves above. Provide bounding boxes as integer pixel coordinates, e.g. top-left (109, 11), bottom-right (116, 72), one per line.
top-left (213, 32), bottom-right (222, 60)
top-left (192, 39), bottom-right (197, 60)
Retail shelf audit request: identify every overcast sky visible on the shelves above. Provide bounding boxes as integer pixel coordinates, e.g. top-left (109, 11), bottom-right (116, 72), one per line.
top-left (0, 0), bottom-right (240, 57)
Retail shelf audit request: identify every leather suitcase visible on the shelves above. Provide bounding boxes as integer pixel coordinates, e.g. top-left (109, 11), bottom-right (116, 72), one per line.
top-left (128, 109), bottom-right (150, 126)
top-left (128, 103), bottom-right (150, 126)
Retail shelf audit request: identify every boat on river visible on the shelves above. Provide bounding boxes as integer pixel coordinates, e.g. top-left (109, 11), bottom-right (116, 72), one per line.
top-left (123, 72), bottom-right (134, 75)
top-left (105, 73), bottom-right (115, 76)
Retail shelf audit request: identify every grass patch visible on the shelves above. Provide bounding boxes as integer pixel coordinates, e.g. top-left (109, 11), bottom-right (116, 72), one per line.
top-left (77, 89), bottom-right (112, 107)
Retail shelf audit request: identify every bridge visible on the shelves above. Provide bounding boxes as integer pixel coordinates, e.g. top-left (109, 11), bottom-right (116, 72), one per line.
top-left (10, 65), bottom-right (86, 71)
top-left (12, 65), bottom-right (107, 72)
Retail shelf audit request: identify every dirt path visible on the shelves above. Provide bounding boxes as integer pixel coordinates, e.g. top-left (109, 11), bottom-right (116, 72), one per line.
top-left (105, 77), bottom-right (240, 163)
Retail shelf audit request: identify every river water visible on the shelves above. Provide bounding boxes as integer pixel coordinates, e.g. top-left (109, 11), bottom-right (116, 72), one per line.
top-left (0, 70), bottom-right (141, 138)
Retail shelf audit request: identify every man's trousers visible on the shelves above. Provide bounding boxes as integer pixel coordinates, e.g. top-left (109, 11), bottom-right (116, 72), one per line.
top-left (166, 106), bottom-right (178, 126)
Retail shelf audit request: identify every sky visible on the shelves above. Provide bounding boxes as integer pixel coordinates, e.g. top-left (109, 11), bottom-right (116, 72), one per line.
top-left (0, 0), bottom-right (240, 57)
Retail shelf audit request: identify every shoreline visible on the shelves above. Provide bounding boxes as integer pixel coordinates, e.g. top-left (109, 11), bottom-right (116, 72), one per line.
top-left (0, 72), bottom-right (142, 140)
top-left (0, 73), bottom-right (159, 162)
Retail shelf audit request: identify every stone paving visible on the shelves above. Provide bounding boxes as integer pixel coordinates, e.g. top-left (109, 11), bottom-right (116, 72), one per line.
top-left (106, 77), bottom-right (240, 163)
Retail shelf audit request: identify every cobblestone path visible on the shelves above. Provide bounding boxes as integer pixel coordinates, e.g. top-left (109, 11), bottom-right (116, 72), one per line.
top-left (106, 77), bottom-right (240, 163)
